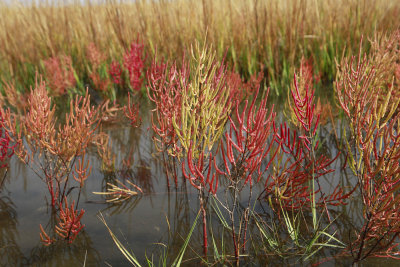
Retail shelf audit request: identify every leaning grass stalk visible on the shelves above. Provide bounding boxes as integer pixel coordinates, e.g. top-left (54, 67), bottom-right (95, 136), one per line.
top-left (98, 212), bottom-right (142, 267)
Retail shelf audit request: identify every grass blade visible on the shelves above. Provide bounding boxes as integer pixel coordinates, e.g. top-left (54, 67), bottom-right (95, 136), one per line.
top-left (171, 210), bottom-right (200, 267)
top-left (98, 212), bottom-right (142, 267)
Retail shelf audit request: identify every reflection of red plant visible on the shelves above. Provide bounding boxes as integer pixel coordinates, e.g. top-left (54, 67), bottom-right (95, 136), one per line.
top-left (43, 55), bottom-right (76, 96)
top-left (55, 197), bottom-right (85, 243)
top-left (124, 40), bottom-right (145, 91)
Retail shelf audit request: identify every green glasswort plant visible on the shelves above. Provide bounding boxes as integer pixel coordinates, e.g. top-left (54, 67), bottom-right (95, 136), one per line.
top-left (178, 42), bottom-right (233, 258)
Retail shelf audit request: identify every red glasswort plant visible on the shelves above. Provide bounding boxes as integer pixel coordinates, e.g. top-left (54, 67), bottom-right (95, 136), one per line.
top-left (124, 39), bottom-right (145, 91)
top-left (220, 87), bottom-right (275, 185)
top-left (87, 42), bottom-right (105, 68)
top-left (39, 224), bottom-right (54, 246)
top-left (182, 147), bottom-right (219, 194)
top-left (182, 146), bottom-right (218, 257)
top-left (0, 81), bottom-right (28, 112)
top-left (73, 151), bottom-right (92, 202)
top-left (227, 70), bottom-right (264, 102)
top-left (55, 197), bottom-right (85, 243)
top-left (109, 61), bottom-right (123, 85)
top-left (212, 86), bottom-right (277, 263)
top-left (123, 93), bottom-right (141, 127)
top-left (2, 75), bottom-right (110, 245)
top-left (0, 108), bottom-right (15, 189)
top-left (237, 69), bottom-right (351, 262)
top-left (86, 43), bottom-right (110, 93)
top-left (43, 55), bottom-right (76, 96)
top-left (147, 56), bottom-right (188, 187)
top-left (267, 71), bottom-right (350, 210)
top-left (147, 58), bottom-right (185, 155)
top-left (39, 197), bottom-right (85, 245)
top-left (269, 122), bottom-right (348, 210)
top-left (0, 109), bottom-right (15, 169)
top-left (336, 33), bottom-right (400, 264)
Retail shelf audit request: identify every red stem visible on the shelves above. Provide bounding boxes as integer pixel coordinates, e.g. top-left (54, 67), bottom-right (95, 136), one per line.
top-left (200, 191), bottom-right (208, 259)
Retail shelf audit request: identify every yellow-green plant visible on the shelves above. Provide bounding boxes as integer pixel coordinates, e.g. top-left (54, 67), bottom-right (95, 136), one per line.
top-left (171, 42), bottom-right (232, 258)
top-left (173, 42), bottom-right (232, 159)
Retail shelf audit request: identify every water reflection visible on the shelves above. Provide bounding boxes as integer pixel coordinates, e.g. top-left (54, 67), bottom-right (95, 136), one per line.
top-left (26, 230), bottom-right (100, 266)
top-left (2, 103), bottom-right (400, 266)
top-left (101, 194), bottom-right (142, 216)
top-left (164, 183), bottom-right (192, 264)
top-left (131, 159), bottom-right (154, 194)
top-left (0, 194), bottom-right (25, 266)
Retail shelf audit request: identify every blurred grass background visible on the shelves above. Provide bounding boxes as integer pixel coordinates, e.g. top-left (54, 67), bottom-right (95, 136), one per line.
top-left (0, 0), bottom-right (399, 95)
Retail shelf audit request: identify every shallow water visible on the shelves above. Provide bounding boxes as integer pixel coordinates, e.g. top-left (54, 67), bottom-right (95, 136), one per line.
top-left (0, 106), bottom-right (208, 266)
top-left (0, 104), bottom-right (399, 266)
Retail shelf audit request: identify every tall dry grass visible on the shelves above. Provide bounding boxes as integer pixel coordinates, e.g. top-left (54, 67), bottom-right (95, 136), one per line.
top-left (0, 0), bottom-right (399, 93)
